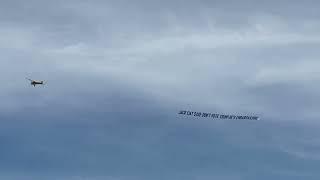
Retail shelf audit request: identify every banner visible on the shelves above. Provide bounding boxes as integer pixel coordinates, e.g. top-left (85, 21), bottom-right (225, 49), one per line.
top-left (178, 110), bottom-right (259, 120)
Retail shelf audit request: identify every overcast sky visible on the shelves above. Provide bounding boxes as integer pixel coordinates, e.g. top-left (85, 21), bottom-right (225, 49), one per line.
top-left (1, 0), bottom-right (320, 179)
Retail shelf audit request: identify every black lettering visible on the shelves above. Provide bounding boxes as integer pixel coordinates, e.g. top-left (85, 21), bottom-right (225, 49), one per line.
top-left (220, 115), bottom-right (228, 119)
top-left (252, 116), bottom-right (259, 120)
top-left (202, 113), bottom-right (209, 117)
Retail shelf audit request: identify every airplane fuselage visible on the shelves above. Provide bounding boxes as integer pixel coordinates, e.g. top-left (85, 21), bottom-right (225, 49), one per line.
top-left (31, 81), bottom-right (44, 86)
top-left (26, 78), bottom-right (45, 87)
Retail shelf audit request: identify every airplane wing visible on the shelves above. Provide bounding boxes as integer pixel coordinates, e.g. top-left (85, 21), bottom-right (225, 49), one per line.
top-left (25, 78), bottom-right (33, 82)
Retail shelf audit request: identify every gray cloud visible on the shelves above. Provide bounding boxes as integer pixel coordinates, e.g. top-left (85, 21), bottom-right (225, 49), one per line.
top-left (1, 0), bottom-right (320, 179)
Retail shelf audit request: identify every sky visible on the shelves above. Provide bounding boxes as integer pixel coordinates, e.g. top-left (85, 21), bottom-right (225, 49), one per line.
top-left (1, 0), bottom-right (320, 179)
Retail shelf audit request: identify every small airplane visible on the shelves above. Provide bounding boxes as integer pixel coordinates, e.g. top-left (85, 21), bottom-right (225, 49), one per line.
top-left (26, 78), bottom-right (46, 87)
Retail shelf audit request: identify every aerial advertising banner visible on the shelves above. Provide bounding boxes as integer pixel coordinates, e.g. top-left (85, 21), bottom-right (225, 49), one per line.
top-left (178, 110), bottom-right (260, 120)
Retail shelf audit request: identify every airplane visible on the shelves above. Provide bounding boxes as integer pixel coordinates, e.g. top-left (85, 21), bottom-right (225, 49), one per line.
top-left (26, 78), bottom-right (46, 87)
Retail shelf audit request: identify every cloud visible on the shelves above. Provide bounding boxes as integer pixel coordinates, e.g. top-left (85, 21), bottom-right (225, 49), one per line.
top-left (1, 0), bottom-right (320, 179)
top-left (251, 60), bottom-right (320, 84)
top-left (2, 3), bottom-right (320, 119)
top-left (38, 18), bottom-right (320, 120)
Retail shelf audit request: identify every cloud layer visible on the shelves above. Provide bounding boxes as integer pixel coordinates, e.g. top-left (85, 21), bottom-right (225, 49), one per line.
top-left (1, 0), bottom-right (320, 179)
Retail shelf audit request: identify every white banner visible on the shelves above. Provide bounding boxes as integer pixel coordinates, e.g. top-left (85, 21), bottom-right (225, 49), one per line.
top-left (178, 110), bottom-right (260, 120)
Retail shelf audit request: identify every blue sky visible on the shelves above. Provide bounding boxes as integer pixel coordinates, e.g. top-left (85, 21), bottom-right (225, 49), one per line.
top-left (1, 0), bottom-right (320, 179)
